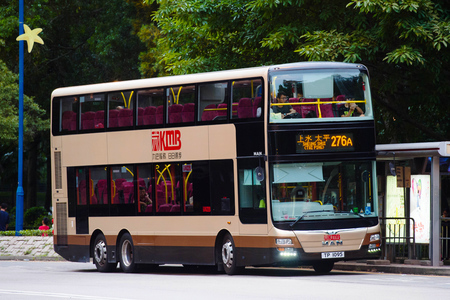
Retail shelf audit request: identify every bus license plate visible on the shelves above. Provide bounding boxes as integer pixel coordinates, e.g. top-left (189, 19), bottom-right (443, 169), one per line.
top-left (321, 251), bottom-right (344, 259)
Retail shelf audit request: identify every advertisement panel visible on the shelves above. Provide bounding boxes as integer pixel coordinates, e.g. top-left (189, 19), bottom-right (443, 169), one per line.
top-left (410, 175), bottom-right (430, 244)
top-left (385, 175), bottom-right (405, 242)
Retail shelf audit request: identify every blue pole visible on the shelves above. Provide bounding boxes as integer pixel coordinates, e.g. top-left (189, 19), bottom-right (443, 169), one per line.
top-left (16, 0), bottom-right (24, 235)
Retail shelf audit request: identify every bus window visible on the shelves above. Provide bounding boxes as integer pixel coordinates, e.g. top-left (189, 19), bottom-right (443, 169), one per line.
top-left (75, 167), bottom-right (88, 206)
top-left (79, 94), bottom-right (105, 130)
top-left (155, 163), bottom-right (182, 213)
top-left (269, 69), bottom-right (372, 122)
top-left (181, 163), bottom-right (194, 212)
top-left (136, 164), bottom-right (154, 214)
top-left (90, 166), bottom-right (108, 206)
top-left (232, 78), bottom-right (263, 119)
top-left (110, 165), bottom-right (135, 204)
top-left (198, 82), bottom-right (228, 122)
top-left (238, 159), bottom-right (267, 224)
top-left (59, 96), bottom-right (78, 133)
top-left (167, 85), bottom-right (195, 124)
top-left (270, 161), bottom-right (376, 222)
top-left (108, 91), bottom-right (135, 128)
top-left (137, 88), bottom-right (164, 126)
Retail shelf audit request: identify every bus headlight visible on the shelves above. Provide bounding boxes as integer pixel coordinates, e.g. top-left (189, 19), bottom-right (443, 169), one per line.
top-left (276, 238), bottom-right (293, 245)
top-left (278, 247), bottom-right (297, 257)
top-left (370, 234), bottom-right (380, 242)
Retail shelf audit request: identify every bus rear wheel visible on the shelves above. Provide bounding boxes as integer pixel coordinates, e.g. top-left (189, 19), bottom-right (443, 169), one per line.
top-left (93, 234), bottom-right (116, 272)
top-left (119, 233), bottom-right (136, 273)
top-left (221, 233), bottom-right (243, 275)
top-left (313, 261), bottom-right (334, 274)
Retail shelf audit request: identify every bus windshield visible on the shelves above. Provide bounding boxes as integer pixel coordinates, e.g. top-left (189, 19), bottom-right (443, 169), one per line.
top-left (269, 69), bottom-right (372, 122)
top-left (270, 161), bottom-right (377, 222)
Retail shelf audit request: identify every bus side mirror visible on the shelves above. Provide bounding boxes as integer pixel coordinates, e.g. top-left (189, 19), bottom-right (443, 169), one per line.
top-left (255, 166), bottom-right (264, 182)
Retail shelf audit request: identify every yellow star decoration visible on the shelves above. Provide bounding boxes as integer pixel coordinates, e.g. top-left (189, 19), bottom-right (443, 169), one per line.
top-left (16, 24), bottom-right (44, 53)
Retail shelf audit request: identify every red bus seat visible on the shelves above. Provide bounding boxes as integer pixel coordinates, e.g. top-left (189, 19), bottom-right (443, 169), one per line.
top-left (109, 109), bottom-right (119, 128)
top-left (156, 105), bottom-right (164, 124)
top-left (168, 104), bottom-right (183, 123)
top-left (182, 103), bottom-right (195, 123)
top-left (143, 106), bottom-right (156, 125)
top-left (237, 98), bottom-right (253, 118)
top-left (81, 111), bottom-right (95, 130)
top-left (118, 108), bottom-right (133, 127)
top-left (137, 107), bottom-right (144, 126)
top-left (201, 104), bottom-right (218, 121)
top-left (94, 110), bottom-right (104, 129)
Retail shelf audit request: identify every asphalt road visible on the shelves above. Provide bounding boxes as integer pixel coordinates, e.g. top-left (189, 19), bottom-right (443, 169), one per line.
top-left (1, 261), bottom-right (449, 299)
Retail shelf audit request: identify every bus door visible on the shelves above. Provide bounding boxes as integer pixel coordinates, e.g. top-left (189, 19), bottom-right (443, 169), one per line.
top-left (237, 158), bottom-right (268, 234)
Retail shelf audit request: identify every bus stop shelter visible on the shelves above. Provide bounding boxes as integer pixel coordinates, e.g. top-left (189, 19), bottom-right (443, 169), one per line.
top-left (376, 142), bottom-right (450, 266)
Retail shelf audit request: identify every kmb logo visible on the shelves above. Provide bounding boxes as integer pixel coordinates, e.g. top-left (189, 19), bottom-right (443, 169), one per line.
top-left (152, 130), bottom-right (182, 151)
top-left (322, 234), bottom-right (343, 246)
top-left (323, 234), bottom-right (341, 241)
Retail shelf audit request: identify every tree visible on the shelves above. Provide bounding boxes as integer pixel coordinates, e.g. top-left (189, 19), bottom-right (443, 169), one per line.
top-left (142, 0), bottom-right (450, 143)
top-left (0, 0), bottom-right (145, 209)
top-left (0, 59), bottom-right (48, 204)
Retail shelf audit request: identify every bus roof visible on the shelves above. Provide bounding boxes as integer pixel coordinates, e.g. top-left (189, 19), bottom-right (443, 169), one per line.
top-left (51, 61), bottom-right (366, 98)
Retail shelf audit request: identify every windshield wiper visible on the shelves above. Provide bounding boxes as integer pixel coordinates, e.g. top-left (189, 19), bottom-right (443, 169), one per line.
top-left (289, 209), bottom-right (334, 228)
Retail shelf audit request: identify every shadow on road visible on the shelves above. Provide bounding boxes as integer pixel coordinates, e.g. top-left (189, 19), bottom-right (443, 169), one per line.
top-left (74, 263), bottom-right (364, 277)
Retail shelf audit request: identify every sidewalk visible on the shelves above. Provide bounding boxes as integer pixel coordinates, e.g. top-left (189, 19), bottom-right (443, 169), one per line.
top-left (334, 260), bottom-right (450, 276)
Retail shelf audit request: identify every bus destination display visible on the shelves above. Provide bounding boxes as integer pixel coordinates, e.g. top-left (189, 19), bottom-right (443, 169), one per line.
top-left (296, 133), bottom-right (354, 153)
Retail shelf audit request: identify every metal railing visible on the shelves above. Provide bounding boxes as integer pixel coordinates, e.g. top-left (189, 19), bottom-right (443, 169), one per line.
top-left (380, 217), bottom-right (416, 262)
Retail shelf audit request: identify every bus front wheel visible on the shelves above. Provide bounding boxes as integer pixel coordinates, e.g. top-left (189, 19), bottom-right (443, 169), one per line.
top-left (119, 233), bottom-right (136, 273)
top-left (221, 233), bottom-right (243, 275)
top-left (93, 234), bottom-right (116, 272)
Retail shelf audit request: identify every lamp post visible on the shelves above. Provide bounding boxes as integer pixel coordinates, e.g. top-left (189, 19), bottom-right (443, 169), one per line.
top-left (16, 0), bottom-right (25, 235)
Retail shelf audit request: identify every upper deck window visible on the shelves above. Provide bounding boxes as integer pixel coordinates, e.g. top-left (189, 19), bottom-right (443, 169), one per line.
top-left (232, 79), bottom-right (263, 120)
top-left (269, 69), bottom-right (373, 123)
top-left (168, 85), bottom-right (195, 124)
top-left (198, 82), bottom-right (228, 122)
top-left (80, 94), bottom-right (105, 130)
top-left (137, 88), bottom-right (165, 125)
top-left (58, 96), bottom-right (78, 133)
top-left (108, 91), bottom-right (134, 128)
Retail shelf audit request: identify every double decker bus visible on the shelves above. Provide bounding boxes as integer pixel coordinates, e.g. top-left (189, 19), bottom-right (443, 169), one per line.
top-left (51, 61), bottom-right (381, 274)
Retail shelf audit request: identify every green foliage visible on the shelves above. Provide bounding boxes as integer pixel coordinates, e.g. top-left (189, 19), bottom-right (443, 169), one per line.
top-left (24, 206), bottom-right (50, 229)
top-left (0, 60), bottom-right (48, 144)
top-left (0, 0), bottom-right (146, 208)
top-left (0, 229), bottom-right (53, 236)
top-left (139, 0), bottom-right (450, 143)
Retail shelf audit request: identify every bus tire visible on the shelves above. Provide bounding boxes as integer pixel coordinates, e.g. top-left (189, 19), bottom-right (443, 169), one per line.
top-left (221, 233), bottom-right (243, 275)
top-left (93, 234), bottom-right (116, 272)
top-left (119, 233), bottom-right (136, 273)
top-left (313, 261), bottom-right (334, 274)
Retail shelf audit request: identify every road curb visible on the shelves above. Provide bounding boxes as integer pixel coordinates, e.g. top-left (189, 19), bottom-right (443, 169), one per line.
top-left (334, 262), bottom-right (450, 276)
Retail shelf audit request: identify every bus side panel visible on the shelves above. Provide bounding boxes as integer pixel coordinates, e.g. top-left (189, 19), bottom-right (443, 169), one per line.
top-left (135, 246), bottom-right (215, 265)
top-left (54, 234), bottom-right (90, 263)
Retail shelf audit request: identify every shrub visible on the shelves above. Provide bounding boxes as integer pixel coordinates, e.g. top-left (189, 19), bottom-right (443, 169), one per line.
top-left (24, 206), bottom-right (50, 229)
top-left (0, 229), bottom-right (53, 236)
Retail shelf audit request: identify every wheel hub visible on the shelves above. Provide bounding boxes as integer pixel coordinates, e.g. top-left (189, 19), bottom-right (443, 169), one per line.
top-left (222, 240), bottom-right (234, 268)
top-left (121, 240), bottom-right (133, 267)
top-left (94, 240), bottom-right (107, 266)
